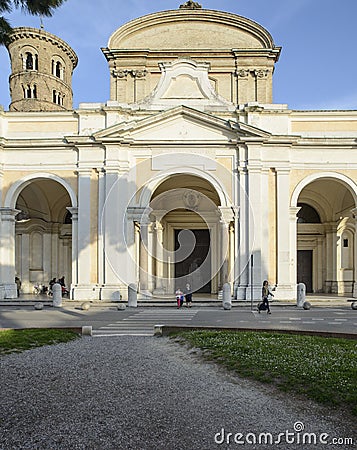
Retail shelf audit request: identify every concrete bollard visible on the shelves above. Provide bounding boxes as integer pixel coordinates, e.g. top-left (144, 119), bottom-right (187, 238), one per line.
top-left (351, 301), bottom-right (357, 310)
top-left (297, 283), bottom-right (306, 308)
top-left (52, 283), bottom-right (62, 307)
top-left (117, 303), bottom-right (126, 311)
top-left (128, 283), bottom-right (137, 308)
top-left (222, 282), bottom-right (232, 310)
top-left (154, 324), bottom-right (164, 337)
top-left (82, 325), bottom-right (92, 336)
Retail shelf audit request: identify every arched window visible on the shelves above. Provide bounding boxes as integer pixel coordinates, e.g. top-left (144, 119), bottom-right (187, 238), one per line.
top-left (23, 84), bottom-right (37, 99)
top-left (53, 90), bottom-right (64, 105)
top-left (26, 52), bottom-right (33, 69)
top-left (52, 58), bottom-right (65, 80)
top-left (24, 52), bottom-right (38, 71)
top-left (297, 203), bottom-right (321, 223)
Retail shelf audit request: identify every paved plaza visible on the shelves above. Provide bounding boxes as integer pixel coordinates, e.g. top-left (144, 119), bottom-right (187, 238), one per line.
top-left (0, 298), bottom-right (356, 337)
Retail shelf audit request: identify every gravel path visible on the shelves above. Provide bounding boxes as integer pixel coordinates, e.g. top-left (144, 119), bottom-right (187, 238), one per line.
top-left (0, 336), bottom-right (355, 450)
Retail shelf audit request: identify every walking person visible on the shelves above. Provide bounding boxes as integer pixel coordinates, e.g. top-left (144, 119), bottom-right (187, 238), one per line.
top-left (185, 283), bottom-right (193, 308)
top-left (175, 288), bottom-right (184, 309)
top-left (258, 280), bottom-right (273, 314)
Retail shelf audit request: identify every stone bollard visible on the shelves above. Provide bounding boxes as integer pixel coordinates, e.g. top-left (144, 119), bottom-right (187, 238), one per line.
top-left (297, 283), bottom-right (306, 308)
top-left (128, 283), bottom-right (138, 308)
top-left (117, 303), bottom-right (126, 311)
top-left (222, 282), bottom-right (232, 310)
top-left (34, 302), bottom-right (44, 310)
top-left (154, 324), bottom-right (164, 337)
top-left (351, 301), bottom-right (357, 310)
top-left (82, 326), bottom-right (92, 336)
top-left (52, 283), bottom-right (62, 307)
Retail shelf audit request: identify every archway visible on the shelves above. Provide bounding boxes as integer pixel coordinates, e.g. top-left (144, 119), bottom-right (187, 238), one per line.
top-left (12, 177), bottom-right (74, 295)
top-left (137, 173), bottom-right (233, 296)
top-left (293, 175), bottom-right (357, 294)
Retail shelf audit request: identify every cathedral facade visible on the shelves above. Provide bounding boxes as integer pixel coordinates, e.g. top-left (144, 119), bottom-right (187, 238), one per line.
top-left (1, 2), bottom-right (357, 302)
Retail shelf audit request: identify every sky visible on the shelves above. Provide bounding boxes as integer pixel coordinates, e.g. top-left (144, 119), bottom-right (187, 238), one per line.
top-left (0, 0), bottom-right (357, 111)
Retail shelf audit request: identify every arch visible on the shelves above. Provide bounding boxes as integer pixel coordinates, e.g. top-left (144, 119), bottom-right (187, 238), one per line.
top-left (21, 46), bottom-right (39, 71)
top-left (108, 9), bottom-right (276, 50)
top-left (137, 166), bottom-right (231, 208)
top-left (291, 172), bottom-right (357, 207)
top-left (52, 55), bottom-right (65, 80)
top-left (4, 173), bottom-right (77, 209)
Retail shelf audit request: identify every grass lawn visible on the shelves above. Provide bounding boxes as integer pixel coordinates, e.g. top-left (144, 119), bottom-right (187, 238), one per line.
top-left (0, 328), bottom-right (80, 356)
top-left (173, 330), bottom-right (357, 416)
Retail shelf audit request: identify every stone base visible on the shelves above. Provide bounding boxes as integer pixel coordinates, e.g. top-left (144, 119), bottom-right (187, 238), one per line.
top-left (153, 288), bottom-right (166, 297)
top-left (71, 285), bottom-right (101, 301)
top-left (138, 290), bottom-right (152, 300)
top-left (99, 285), bottom-right (123, 301)
top-left (4, 283), bottom-right (17, 299)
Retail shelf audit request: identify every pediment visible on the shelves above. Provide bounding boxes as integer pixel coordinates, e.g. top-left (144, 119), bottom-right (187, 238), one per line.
top-left (93, 106), bottom-right (271, 142)
top-left (137, 59), bottom-right (235, 111)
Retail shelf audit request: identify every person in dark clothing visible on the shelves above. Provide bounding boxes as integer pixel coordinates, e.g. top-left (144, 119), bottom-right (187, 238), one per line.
top-left (185, 283), bottom-right (193, 308)
top-left (258, 280), bottom-right (273, 314)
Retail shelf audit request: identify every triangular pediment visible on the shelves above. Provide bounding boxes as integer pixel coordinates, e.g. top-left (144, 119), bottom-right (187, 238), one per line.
top-left (93, 106), bottom-right (271, 143)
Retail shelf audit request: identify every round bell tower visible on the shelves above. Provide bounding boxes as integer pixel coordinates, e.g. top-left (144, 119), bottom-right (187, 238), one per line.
top-left (6, 27), bottom-right (78, 112)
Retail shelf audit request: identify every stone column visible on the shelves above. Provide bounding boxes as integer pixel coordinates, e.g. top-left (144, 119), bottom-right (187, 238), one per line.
top-left (67, 207), bottom-right (78, 287)
top-left (236, 68), bottom-right (250, 104)
top-left (97, 168), bottom-right (105, 286)
top-left (148, 221), bottom-right (155, 292)
top-left (112, 69), bottom-right (128, 103)
top-left (0, 208), bottom-right (19, 298)
top-left (351, 208), bottom-right (357, 297)
top-left (254, 69), bottom-right (269, 103)
top-left (247, 164), bottom-right (263, 300)
top-left (51, 224), bottom-right (60, 283)
top-left (100, 165), bottom-right (124, 301)
top-left (132, 69), bottom-right (147, 102)
top-left (218, 208), bottom-right (230, 287)
top-left (325, 223), bottom-right (337, 293)
top-left (77, 169), bottom-right (92, 287)
top-left (139, 218), bottom-right (150, 297)
top-left (289, 206), bottom-right (301, 292)
top-left (276, 169), bottom-right (292, 292)
top-left (236, 162), bottom-right (250, 299)
top-left (154, 221), bottom-right (165, 295)
top-left (232, 206), bottom-right (240, 298)
top-left (19, 232), bottom-right (30, 293)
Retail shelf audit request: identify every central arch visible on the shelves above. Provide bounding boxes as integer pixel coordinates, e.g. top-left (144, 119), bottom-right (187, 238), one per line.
top-left (137, 172), bottom-right (232, 296)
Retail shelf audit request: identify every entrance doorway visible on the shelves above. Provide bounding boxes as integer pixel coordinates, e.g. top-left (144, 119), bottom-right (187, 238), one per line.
top-left (297, 250), bottom-right (313, 293)
top-left (174, 229), bottom-right (211, 293)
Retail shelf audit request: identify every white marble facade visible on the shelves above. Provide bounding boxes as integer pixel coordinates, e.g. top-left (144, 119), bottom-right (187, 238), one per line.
top-left (1, 4), bottom-right (357, 301)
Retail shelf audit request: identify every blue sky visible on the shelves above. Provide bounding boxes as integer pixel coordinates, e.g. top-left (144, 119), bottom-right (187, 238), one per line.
top-left (0, 0), bottom-right (356, 110)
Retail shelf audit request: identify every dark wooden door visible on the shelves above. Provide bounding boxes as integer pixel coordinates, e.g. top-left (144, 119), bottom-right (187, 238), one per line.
top-left (174, 229), bottom-right (211, 293)
top-left (297, 250), bottom-right (313, 293)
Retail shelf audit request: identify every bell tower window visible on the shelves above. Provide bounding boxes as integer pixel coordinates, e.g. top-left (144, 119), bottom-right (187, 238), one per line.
top-left (24, 52), bottom-right (38, 71)
top-left (22, 84), bottom-right (37, 99)
top-left (52, 58), bottom-right (65, 80)
top-left (52, 90), bottom-right (64, 106)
